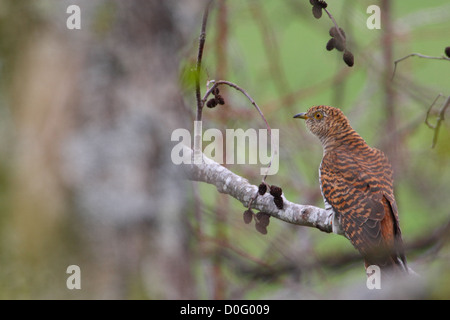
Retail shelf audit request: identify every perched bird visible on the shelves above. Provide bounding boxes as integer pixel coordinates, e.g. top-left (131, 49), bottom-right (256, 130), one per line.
top-left (294, 106), bottom-right (408, 273)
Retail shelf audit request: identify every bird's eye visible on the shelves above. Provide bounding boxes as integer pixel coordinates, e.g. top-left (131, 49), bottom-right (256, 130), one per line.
top-left (314, 111), bottom-right (324, 120)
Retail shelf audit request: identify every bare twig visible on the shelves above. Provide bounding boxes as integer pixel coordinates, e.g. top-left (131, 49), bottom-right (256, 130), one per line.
top-left (323, 8), bottom-right (346, 44)
top-left (203, 80), bottom-right (271, 134)
top-left (425, 94), bottom-right (443, 129)
top-left (193, 0), bottom-right (214, 165)
top-left (195, 0), bottom-right (214, 122)
top-left (203, 80), bottom-right (277, 181)
top-left (193, 1), bottom-right (278, 208)
top-left (392, 53), bottom-right (450, 80)
top-left (425, 94), bottom-right (450, 148)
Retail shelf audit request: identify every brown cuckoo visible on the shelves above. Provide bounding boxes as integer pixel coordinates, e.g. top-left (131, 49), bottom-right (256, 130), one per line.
top-left (294, 106), bottom-right (408, 273)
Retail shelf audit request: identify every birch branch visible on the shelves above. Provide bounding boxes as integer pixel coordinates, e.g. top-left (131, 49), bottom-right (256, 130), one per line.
top-left (181, 146), bottom-right (333, 233)
top-left (392, 53), bottom-right (450, 80)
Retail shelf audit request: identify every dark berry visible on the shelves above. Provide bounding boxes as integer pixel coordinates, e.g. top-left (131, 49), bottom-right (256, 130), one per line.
top-left (216, 95), bottom-right (225, 105)
top-left (243, 209), bottom-right (253, 224)
top-left (335, 38), bottom-right (345, 52)
top-left (326, 38), bottom-right (336, 51)
top-left (258, 183), bottom-right (267, 195)
top-left (329, 27), bottom-right (338, 37)
top-left (256, 212), bottom-right (270, 228)
top-left (330, 27), bottom-right (346, 41)
top-left (255, 223), bottom-right (267, 235)
top-left (206, 99), bottom-right (217, 108)
top-left (312, 5), bottom-right (322, 19)
top-left (445, 46), bottom-right (450, 58)
top-left (343, 50), bottom-right (354, 67)
top-left (269, 185), bottom-right (282, 198)
top-left (317, 0), bottom-right (328, 9)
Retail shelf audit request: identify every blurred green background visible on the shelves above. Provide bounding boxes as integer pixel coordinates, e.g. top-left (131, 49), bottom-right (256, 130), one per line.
top-left (0, 0), bottom-right (449, 299)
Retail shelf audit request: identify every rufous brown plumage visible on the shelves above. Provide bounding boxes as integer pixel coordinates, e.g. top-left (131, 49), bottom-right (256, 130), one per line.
top-left (294, 106), bottom-right (408, 273)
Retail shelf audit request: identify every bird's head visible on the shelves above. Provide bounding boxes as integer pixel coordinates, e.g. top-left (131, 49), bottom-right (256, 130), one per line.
top-left (293, 105), bottom-right (351, 144)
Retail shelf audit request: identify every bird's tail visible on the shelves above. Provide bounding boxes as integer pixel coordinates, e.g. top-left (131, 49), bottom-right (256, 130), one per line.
top-left (364, 244), bottom-right (409, 275)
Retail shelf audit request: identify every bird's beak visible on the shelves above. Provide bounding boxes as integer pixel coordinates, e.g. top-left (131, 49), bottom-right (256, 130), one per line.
top-left (293, 112), bottom-right (308, 119)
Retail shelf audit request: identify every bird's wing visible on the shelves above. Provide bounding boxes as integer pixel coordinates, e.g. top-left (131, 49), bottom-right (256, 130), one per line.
top-left (320, 148), bottom-right (399, 264)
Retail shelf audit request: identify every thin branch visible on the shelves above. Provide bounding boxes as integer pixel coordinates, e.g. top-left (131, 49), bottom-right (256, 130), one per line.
top-left (425, 94), bottom-right (450, 148)
top-left (203, 80), bottom-right (271, 134)
top-left (193, 0), bottom-right (214, 165)
top-left (323, 8), bottom-right (345, 44)
top-left (425, 94), bottom-right (443, 129)
top-left (203, 80), bottom-right (277, 181)
top-left (392, 53), bottom-right (450, 80)
top-left (181, 145), bottom-right (333, 233)
top-left (195, 0), bottom-right (214, 122)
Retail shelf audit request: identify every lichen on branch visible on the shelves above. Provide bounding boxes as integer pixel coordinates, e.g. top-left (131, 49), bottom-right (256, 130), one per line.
top-left (181, 146), bottom-right (333, 233)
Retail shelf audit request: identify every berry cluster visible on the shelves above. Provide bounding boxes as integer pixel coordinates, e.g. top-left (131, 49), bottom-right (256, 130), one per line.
top-left (242, 183), bottom-right (285, 234)
top-left (326, 27), bottom-right (345, 51)
top-left (309, 0), bottom-right (355, 67)
top-left (269, 185), bottom-right (284, 210)
top-left (258, 183), bottom-right (267, 195)
top-left (326, 27), bottom-right (354, 67)
top-left (206, 87), bottom-right (225, 108)
top-left (243, 209), bottom-right (270, 235)
top-left (258, 183), bottom-right (284, 210)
